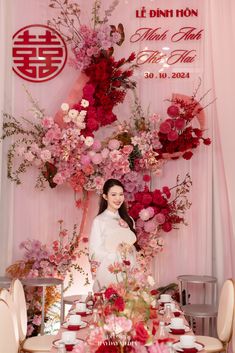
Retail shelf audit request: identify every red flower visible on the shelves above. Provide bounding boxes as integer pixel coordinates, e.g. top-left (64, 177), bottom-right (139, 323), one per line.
top-left (142, 193), bottom-right (152, 206)
top-left (167, 105), bottom-right (180, 118)
top-left (159, 121), bottom-right (171, 134)
top-left (150, 289), bottom-right (159, 296)
top-left (113, 296), bottom-right (125, 311)
top-left (134, 322), bottom-right (149, 344)
top-left (86, 118), bottom-right (99, 132)
top-left (123, 260), bottom-right (130, 266)
top-left (203, 138), bottom-right (211, 145)
top-left (129, 203), bottom-right (143, 219)
top-left (162, 186), bottom-right (171, 199)
top-left (162, 222), bottom-right (172, 232)
top-left (104, 287), bottom-right (118, 299)
top-left (143, 174), bottom-right (151, 182)
top-left (183, 151), bottom-right (193, 160)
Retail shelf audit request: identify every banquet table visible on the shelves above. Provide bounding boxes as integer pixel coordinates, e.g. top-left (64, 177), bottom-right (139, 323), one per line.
top-left (49, 297), bottom-right (206, 353)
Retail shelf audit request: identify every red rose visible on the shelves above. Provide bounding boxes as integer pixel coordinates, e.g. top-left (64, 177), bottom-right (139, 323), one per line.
top-left (162, 222), bottom-right (172, 232)
top-left (129, 203), bottom-right (143, 219)
top-left (143, 174), bottom-right (151, 182)
top-left (193, 128), bottom-right (203, 138)
top-left (123, 260), bottom-right (130, 266)
top-left (142, 193), bottom-right (152, 206)
top-left (162, 186), bottom-right (171, 199)
top-left (134, 322), bottom-right (149, 344)
top-left (167, 130), bottom-right (179, 142)
top-left (175, 118), bottom-right (186, 130)
top-left (183, 151), bottom-right (193, 160)
top-left (114, 296), bottom-right (125, 311)
top-left (203, 138), bottom-right (211, 145)
top-left (167, 105), bottom-right (180, 118)
top-left (159, 121), bottom-right (171, 134)
top-left (104, 287), bottom-right (117, 299)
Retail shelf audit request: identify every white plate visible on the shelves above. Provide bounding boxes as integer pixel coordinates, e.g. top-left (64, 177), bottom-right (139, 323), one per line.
top-left (173, 341), bottom-right (204, 352)
top-left (167, 324), bottom-right (191, 333)
top-left (69, 308), bottom-right (92, 315)
top-left (62, 321), bottom-right (88, 329)
top-left (53, 338), bottom-right (84, 348)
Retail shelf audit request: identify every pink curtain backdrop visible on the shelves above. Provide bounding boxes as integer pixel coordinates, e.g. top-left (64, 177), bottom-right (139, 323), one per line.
top-left (1, 0), bottom-right (235, 297)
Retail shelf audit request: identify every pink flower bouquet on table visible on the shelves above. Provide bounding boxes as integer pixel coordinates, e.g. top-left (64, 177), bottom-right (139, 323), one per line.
top-left (85, 261), bottom-right (173, 353)
top-left (6, 220), bottom-right (89, 336)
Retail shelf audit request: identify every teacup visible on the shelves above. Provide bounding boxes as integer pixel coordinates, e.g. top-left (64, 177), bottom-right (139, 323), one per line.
top-left (180, 335), bottom-right (196, 348)
top-left (164, 302), bottom-right (175, 311)
top-left (170, 317), bottom-right (184, 329)
top-left (79, 295), bottom-right (87, 302)
top-left (68, 314), bottom-right (82, 326)
top-left (76, 302), bottom-right (87, 312)
top-left (61, 331), bottom-right (76, 344)
top-left (160, 294), bottom-right (171, 302)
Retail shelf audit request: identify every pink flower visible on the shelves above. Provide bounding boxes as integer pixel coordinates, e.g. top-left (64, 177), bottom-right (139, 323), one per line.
top-left (27, 324), bottom-right (34, 336)
top-left (101, 148), bottom-right (109, 159)
top-left (155, 213), bottom-right (166, 225)
top-left (109, 150), bottom-right (121, 162)
top-left (94, 176), bottom-right (104, 190)
top-left (139, 208), bottom-right (151, 221)
top-left (40, 149), bottom-right (51, 162)
top-left (118, 219), bottom-right (128, 228)
top-left (80, 154), bottom-right (91, 165)
top-left (104, 315), bottom-right (132, 334)
top-left (108, 139), bottom-right (120, 150)
top-left (108, 262), bottom-right (123, 274)
top-left (32, 315), bottom-right (41, 326)
top-left (92, 140), bottom-right (102, 151)
top-left (122, 145), bottom-right (133, 155)
top-left (53, 173), bottom-right (64, 185)
top-left (144, 219), bottom-right (157, 233)
top-left (87, 327), bottom-right (105, 351)
top-left (42, 116), bottom-right (54, 128)
top-left (91, 153), bottom-right (102, 165)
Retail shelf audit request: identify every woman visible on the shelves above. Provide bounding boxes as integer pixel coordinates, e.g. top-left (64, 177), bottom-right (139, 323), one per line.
top-left (89, 179), bottom-right (137, 291)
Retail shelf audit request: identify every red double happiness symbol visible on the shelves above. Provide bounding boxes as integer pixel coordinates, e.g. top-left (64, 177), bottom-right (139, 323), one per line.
top-left (12, 24), bottom-right (67, 83)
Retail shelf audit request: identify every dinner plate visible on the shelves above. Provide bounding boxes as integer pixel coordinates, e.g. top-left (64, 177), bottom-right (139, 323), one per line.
top-left (173, 341), bottom-right (204, 352)
top-left (53, 338), bottom-right (84, 348)
top-left (62, 321), bottom-right (88, 329)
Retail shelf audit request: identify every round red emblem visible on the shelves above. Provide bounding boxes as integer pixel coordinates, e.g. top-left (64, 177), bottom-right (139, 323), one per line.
top-left (12, 24), bottom-right (67, 83)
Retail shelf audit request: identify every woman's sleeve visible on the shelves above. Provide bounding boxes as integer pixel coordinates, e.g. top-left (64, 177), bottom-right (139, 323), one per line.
top-left (89, 217), bottom-right (117, 262)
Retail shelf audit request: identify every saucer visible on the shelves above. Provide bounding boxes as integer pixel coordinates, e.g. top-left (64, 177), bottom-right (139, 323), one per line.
top-left (167, 324), bottom-right (190, 334)
top-left (62, 321), bottom-right (88, 330)
top-left (173, 341), bottom-right (204, 352)
top-left (70, 308), bottom-right (92, 316)
top-left (53, 338), bottom-right (84, 348)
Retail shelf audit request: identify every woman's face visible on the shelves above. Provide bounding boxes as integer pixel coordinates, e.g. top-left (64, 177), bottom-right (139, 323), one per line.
top-left (103, 185), bottom-right (125, 212)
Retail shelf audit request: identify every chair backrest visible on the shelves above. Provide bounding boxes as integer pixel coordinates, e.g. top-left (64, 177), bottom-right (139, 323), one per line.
top-left (217, 279), bottom-right (235, 342)
top-left (0, 288), bottom-right (19, 343)
top-left (10, 279), bottom-right (27, 342)
top-left (0, 299), bottom-right (19, 353)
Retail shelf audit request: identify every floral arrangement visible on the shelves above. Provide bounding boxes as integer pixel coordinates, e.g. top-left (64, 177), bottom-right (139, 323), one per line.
top-left (129, 174), bottom-right (192, 267)
top-left (83, 261), bottom-right (171, 353)
top-left (6, 220), bottom-right (89, 336)
top-left (48, 0), bottom-right (136, 134)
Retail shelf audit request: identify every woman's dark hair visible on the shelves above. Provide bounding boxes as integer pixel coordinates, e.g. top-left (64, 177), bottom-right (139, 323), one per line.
top-left (98, 179), bottom-right (140, 251)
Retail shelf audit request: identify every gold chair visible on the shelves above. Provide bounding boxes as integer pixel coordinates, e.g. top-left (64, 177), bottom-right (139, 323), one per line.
top-left (0, 299), bottom-right (19, 353)
top-left (11, 279), bottom-right (56, 352)
top-left (196, 279), bottom-right (234, 352)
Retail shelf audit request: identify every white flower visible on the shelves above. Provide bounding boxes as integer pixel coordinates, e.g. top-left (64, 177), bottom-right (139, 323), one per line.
top-left (79, 110), bottom-right (87, 117)
top-left (76, 114), bottom-right (85, 123)
top-left (84, 136), bottom-right (94, 147)
top-left (147, 275), bottom-right (155, 286)
top-left (61, 103), bottom-right (69, 112)
top-left (68, 109), bottom-right (78, 120)
top-left (81, 99), bottom-right (89, 108)
top-left (75, 122), bottom-right (85, 130)
top-left (63, 114), bottom-right (72, 123)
